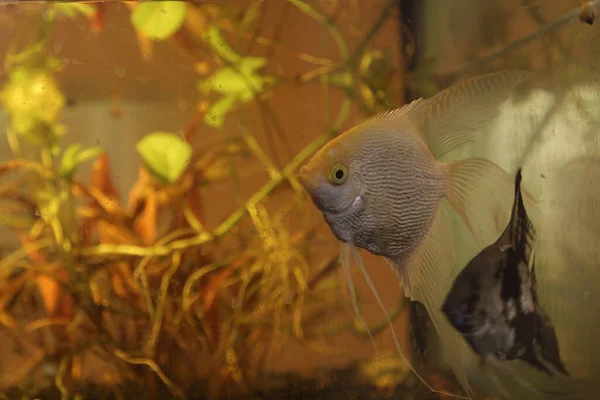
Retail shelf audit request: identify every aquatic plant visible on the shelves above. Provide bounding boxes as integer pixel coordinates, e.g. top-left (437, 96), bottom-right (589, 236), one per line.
top-left (0, 1), bottom-right (411, 399)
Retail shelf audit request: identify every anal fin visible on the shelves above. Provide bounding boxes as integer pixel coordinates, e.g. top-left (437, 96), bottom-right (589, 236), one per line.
top-left (388, 201), bottom-right (473, 396)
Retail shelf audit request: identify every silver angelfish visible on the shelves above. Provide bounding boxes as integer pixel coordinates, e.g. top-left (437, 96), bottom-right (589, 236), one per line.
top-left (297, 70), bottom-right (535, 397)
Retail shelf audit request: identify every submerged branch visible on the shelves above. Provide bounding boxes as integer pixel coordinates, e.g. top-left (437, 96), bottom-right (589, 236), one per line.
top-left (114, 349), bottom-right (186, 399)
top-left (79, 131), bottom-right (333, 258)
top-left (146, 251), bottom-right (182, 357)
top-left (0, 238), bottom-right (54, 279)
top-left (0, 1), bottom-right (405, 398)
top-left (351, 297), bottom-right (407, 339)
top-left (445, 0), bottom-right (600, 81)
top-left (286, 0), bottom-right (349, 59)
top-left (0, 159), bottom-right (52, 178)
top-left (0, 0), bottom-right (251, 3)
top-left (0, 348), bottom-right (45, 388)
top-left (347, 0), bottom-right (399, 67)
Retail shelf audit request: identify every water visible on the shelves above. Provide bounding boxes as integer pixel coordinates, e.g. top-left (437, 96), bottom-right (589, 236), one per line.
top-left (0, 1), bottom-right (599, 399)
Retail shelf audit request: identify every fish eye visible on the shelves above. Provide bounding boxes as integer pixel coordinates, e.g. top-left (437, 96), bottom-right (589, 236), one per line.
top-left (330, 163), bottom-right (348, 185)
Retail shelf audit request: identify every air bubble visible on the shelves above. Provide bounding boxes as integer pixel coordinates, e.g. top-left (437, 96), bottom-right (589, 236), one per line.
top-left (137, 76), bottom-right (152, 85)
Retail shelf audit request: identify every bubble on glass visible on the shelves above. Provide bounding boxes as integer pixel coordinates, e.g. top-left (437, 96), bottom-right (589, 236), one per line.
top-left (114, 67), bottom-right (126, 78)
top-left (41, 362), bottom-right (57, 376)
top-left (53, 38), bottom-right (64, 54)
top-left (137, 76), bottom-right (152, 85)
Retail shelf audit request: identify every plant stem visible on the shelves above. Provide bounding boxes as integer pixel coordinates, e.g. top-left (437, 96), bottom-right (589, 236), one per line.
top-left (146, 251), bottom-right (182, 357)
top-left (78, 132), bottom-right (331, 258)
top-left (445, 0), bottom-right (600, 81)
top-left (286, 0), bottom-right (349, 59)
top-left (114, 349), bottom-right (185, 399)
top-left (346, 0), bottom-right (399, 67)
top-left (0, 238), bottom-right (54, 279)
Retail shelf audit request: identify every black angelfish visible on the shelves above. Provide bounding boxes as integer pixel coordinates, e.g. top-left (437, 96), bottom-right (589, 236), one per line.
top-left (441, 168), bottom-right (569, 377)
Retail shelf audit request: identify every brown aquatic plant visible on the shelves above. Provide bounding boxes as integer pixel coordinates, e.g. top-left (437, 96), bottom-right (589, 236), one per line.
top-left (0, 1), bottom-right (412, 399)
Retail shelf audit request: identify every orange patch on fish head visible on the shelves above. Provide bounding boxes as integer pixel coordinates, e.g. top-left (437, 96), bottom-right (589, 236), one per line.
top-left (299, 127), bottom-right (362, 190)
top-left (297, 126), bottom-right (367, 217)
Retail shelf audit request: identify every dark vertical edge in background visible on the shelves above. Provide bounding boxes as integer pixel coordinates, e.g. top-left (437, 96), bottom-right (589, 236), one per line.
top-left (397, 0), bottom-right (437, 365)
top-left (398, 0), bottom-right (422, 70)
top-left (398, 0), bottom-right (424, 102)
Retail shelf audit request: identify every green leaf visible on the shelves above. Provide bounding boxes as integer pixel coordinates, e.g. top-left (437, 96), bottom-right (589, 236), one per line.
top-left (59, 143), bottom-right (82, 177)
top-left (35, 186), bottom-right (62, 220)
top-left (11, 115), bottom-right (66, 149)
top-left (0, 68), bottom-right (65, 122)
top-left (131, 1), bottom-right (188, 40)
top-left (200, 63), bottom-right (275, 99)
top-left (0, 66), bottom-right (67, 150)
top-left (202, 26), bottom-right (241, 64)
top-left (238, 75), bottom-right (276, 102)
top-left (55, 3), bottom-right (96, 18)
top-left (196, 26), bottom-right (276, 127)
top-left (202, 67), bottom-right (250, 96)
top-left (59, 143), bottom-right (103, 180)
top-left (136, 132), bottom-right (192, 184)
top-left (204, 95), bottom-right (237, 128)
top-left (71, 4), bottom-right (96, 17)
top-left (238, 57), bottom-right (267, 75)
top-left (5, 43), bottom-right (43, 71)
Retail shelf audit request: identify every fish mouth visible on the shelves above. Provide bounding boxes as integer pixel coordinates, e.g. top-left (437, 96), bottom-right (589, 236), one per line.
top-left (296, 166), bottom-right (341, 213)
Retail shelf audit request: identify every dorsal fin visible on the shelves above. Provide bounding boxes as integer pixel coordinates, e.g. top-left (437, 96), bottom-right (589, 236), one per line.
top-left (365, 70), bottom-right (536, 159)
top-left (366, 98), bottom-right (425, 122)
top-left (497, 168), bottom-right (536, 259)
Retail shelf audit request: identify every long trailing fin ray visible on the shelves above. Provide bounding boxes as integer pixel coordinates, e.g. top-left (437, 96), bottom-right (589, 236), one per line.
top-left (446, 158), bottom-right (516, 247)
top-left (350, 245), bottom-right (472, 400)
top-left (369, 70), bottom-right (535, 159)
top-left (510, 168), bottom-right (538, 261)
top-left (498, 168), bottom-right (532, 248)
top-left (387, 202), bottom-right (473, 397)
top-left (338, 242), bottom-right (377, 353)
